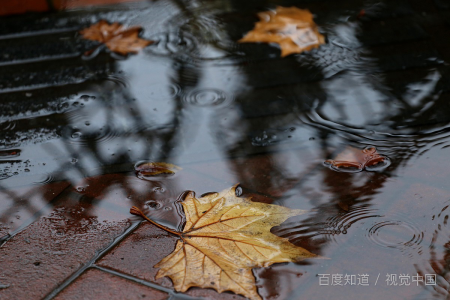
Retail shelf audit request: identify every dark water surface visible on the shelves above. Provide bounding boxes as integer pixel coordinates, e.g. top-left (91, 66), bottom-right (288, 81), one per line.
top-left (1, 0), bottom-right (450, 299)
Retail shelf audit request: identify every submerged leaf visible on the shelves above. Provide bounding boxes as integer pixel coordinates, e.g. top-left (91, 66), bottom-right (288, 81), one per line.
top-left (130, 185), bottom-right (316, 300)
top-left (239, 6), bottom-right (325, 57)
top-left (79, 20), bottom-right (153, 55)
top-left (134, 161), bottom-right (182, 176)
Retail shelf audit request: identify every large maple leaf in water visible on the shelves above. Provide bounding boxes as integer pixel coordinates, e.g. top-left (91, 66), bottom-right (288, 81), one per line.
top-left (130, 185), bottom-right (316, 300)
top-left (79, 20), bottom-right (153, 55)
top-left (239, 6), bottom-right (325, 57)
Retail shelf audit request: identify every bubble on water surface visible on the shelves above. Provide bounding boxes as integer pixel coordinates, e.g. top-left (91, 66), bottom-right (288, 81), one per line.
top-left (251, 131), bottom-right (278, 147)
top-left (62, 125), bottom-right (119, 146)
top-left (152, 186), bottom-right (165, 193)
top-left (76, 186), bottom-right (85, 193)
top-left (250, 127), bottom-right (297, 147)
top-left (145, 200), bottom-right (162, 210)
top-left (71, 131), bottom-right (82, 139)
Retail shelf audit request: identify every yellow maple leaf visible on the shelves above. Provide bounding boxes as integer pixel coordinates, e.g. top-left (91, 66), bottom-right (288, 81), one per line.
top-left (130, 185), bottom-right (316, 300)
top-left (239, 6), bottom-right (325, 57)
top-left (79, 20), bottom-right (153, 55)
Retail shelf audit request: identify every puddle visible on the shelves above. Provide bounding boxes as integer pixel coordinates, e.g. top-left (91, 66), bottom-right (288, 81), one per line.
top-left (1, 0), bottom-right (450, 299)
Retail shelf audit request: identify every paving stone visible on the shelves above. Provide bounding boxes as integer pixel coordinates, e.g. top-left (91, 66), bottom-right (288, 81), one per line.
top-left (0, 54), bottom-right (115, 93)
top-left (0, 33), bottom-right (94, 65)
top-left (0, 207), bottom-right (129, 299)
top-left (54, 268), bottom-right (167, 300)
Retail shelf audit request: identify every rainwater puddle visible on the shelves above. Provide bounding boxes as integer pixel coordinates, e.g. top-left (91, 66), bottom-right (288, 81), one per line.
top-left (1, 0), bottom-right (450, 299)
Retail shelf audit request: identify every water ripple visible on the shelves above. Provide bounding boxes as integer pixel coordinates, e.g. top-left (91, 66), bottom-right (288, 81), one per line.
top-left (183, 88), bottom-right (229, 107)
top-left (365, 214), bottom-right (424, 256)
top-left (275, 205), bottom-right (381, 245)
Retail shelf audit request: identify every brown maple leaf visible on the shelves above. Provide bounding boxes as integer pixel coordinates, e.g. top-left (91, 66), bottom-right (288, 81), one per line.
top-left (79, 20), bottom-right (153, 55)
top-left (324, 146), bottom-right (387, 172)
top-left (130, 185), bottom-right (316, 300)
top-left (239, 6), bottom-right (325, 57)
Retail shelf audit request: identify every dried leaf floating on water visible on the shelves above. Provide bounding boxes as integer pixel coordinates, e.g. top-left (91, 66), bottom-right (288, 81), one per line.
top-left (130, 185), bottom-right (316, 300)
top-left (239, 6), bottom-right (325, 57)
top-left (134, 161), bottom-right (182, 176)
top-left (324, 146), bottom-right (389, 172)
top-left (79, 20), bottom-right (153, 55)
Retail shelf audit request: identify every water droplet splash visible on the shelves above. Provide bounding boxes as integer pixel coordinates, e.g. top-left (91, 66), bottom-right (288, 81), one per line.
top-left (366, 215), bottom-right (424, 255)
top-left (184, 89), bottom-right (228, 107)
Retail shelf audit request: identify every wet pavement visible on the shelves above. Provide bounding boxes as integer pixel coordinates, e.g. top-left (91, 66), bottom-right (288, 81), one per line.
top-left (1, 0), bottom-right (450, 299)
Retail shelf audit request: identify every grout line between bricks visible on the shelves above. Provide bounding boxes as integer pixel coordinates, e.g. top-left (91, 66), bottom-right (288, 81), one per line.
top-left (43, 220), bottom-right (142, 299)
top-left (0, 28), bottom-right (81, 41)
top-left (0, 53), bottom-right (80, 67)
top-left (92, 265), bottom-right (199, 300)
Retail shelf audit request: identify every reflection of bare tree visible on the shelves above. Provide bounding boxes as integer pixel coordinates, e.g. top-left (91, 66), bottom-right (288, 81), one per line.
top-left (1, 0), bottom-right (449, 299)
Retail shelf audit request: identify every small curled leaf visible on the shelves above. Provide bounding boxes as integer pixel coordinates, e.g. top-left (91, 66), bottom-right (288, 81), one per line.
top-left (134, 161), bottom-right (182, 176)
top-left (324, 146), bottom-right (390, 173)
top-left (79, 20), bottom-right (153, 56)
top-left (239, 6), bottom-right (325, 57)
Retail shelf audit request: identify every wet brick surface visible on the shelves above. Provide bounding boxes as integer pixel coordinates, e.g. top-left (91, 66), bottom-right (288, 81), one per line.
top-left (54, 268), bottom-right (168, 300)
top-left (0, 210), bottom-right (129, 299)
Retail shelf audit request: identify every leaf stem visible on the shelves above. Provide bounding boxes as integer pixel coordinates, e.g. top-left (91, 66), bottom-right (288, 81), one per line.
top-left (130, 206), bottom-right (181, 236)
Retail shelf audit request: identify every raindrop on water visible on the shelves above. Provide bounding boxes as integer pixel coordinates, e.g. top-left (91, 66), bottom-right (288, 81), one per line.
top-left (71, 132), bottom-right (82, 139)
top-left (184, 89), bottom-right (228, 107)
top-left (235, 185), bottom-right (243, 197)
